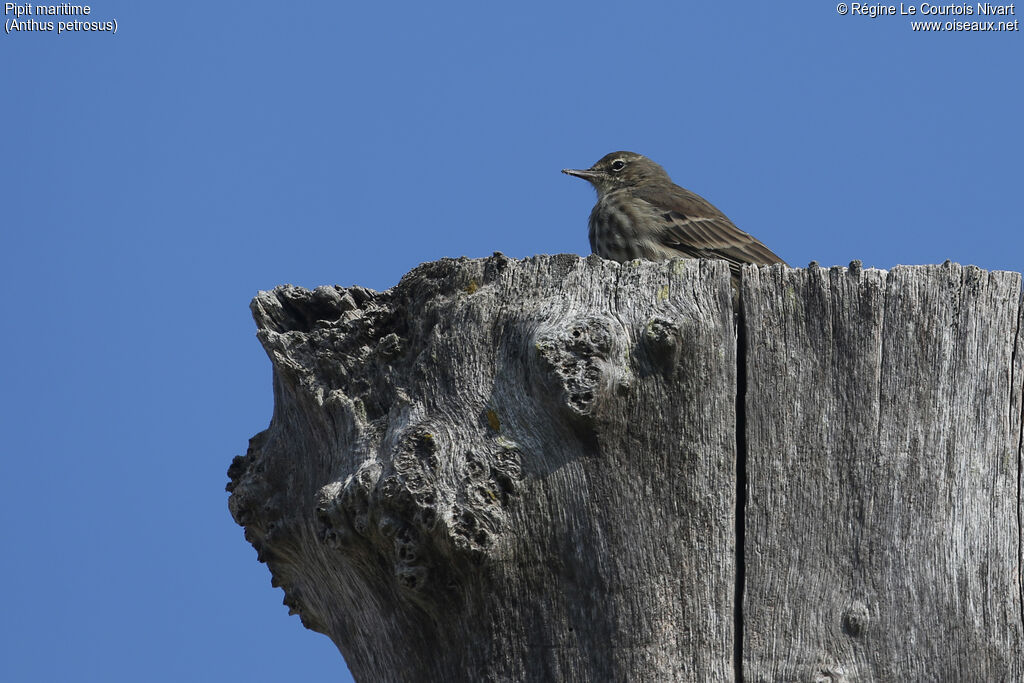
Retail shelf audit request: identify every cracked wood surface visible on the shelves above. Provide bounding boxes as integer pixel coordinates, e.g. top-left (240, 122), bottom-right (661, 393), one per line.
top-left (229, 254), bottom-right (738, 681)
top-left (228, 254), bottom-right (1024, 681)
top-left (742, 262), bottom-right (1024, 681)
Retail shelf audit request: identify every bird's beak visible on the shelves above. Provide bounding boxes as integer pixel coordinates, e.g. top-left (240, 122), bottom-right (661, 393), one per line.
top-left (562, 168), bottom-right (599, 181)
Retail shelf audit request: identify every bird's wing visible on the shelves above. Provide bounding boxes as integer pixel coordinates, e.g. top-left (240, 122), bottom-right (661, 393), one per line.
top-left (633, 186), bottom-right (787, 274)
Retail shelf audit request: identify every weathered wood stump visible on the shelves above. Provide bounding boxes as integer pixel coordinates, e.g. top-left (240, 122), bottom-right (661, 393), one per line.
top-left (743, 262), bottom-right (1023, 680)
top-left (227, 254), bottom-right (1024, 681)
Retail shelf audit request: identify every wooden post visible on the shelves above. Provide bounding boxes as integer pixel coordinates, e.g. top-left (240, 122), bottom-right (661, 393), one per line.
top-left (228, 255), bottom-right (1024, 681)
top-left (741, 262), bottom-right (1024, 680)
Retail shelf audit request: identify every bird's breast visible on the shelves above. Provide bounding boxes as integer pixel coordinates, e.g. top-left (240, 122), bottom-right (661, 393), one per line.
top-left (589, 192), bottom-right (634, 261)
top-left (588, 192), bottom-right (671, 263)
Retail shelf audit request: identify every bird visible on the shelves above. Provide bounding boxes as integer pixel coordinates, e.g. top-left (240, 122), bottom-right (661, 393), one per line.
top-left (562, 151), bottom-right (786, 285)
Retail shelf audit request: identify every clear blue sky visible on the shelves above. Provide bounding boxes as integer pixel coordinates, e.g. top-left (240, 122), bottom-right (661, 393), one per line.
top-left (2, 2), bottom-right (1020, 681)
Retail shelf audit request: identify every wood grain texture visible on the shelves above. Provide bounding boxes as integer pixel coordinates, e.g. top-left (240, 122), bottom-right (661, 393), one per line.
top-left (229, 256), bottom-right (1024, 681)
top-left (228, 254), bottom-right (738, 682)
top-left (741, 262), bottom-right (1024, 681)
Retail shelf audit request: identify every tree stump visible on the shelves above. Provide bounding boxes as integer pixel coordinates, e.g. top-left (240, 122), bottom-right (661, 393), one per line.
top-left (227, 254), bottom-right (1024, 681)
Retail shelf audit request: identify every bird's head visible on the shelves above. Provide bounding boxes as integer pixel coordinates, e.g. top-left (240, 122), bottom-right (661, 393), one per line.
top-left (562, 151), bottom-right (671, 196)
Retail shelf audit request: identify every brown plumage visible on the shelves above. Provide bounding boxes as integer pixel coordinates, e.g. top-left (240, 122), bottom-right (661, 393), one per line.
top-left (562, 151), bottom-right (785, 283)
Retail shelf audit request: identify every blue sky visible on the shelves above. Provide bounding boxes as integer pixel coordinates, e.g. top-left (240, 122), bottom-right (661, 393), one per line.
top-left (2, 2), bottom-right (1020, 681)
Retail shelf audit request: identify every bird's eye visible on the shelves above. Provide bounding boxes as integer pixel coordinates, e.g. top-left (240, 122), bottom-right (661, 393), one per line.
top-left (610, 159), bottom-right (626, 172)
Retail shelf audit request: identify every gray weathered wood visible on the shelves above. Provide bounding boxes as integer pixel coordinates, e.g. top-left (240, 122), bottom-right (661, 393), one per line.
top-left (229, 255), bottom-right (1024, 681)
top-left (228, 254), bottom-right (738, 681)
top-left (741, 262), bottom-right (1024, 680)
